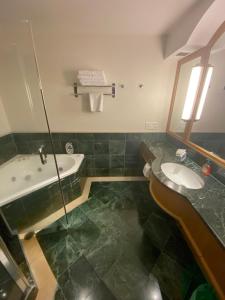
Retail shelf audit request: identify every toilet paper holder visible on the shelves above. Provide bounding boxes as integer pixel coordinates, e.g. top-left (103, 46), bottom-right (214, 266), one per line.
top-left (143, 159), bottom-right (152, 179)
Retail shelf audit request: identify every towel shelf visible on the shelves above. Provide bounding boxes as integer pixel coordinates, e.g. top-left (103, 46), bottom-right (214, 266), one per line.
top-left (74, 82), bottom-right (116, 98)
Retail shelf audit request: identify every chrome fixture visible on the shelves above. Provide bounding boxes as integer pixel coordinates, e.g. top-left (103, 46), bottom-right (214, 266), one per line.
top-left (38, 145), bottom-right (47, 165)
top-left (0, 237), bottom-right (36, 299)
top-left (65, 142), bottom-right (74, 154)
top-left (74, 82), bottom-right (116, 98)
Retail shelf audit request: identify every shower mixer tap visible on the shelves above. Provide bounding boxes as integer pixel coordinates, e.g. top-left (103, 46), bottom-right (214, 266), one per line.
top-left (38, 145), bottom-right (47, 165)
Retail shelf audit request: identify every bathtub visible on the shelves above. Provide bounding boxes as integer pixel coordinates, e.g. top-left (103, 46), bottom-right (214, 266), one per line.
top-left (0, 154), bottom-right (84, 207)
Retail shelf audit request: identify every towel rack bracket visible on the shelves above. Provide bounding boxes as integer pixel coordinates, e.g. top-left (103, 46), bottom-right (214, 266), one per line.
top-left (74, 82), bottom-right (116, 98)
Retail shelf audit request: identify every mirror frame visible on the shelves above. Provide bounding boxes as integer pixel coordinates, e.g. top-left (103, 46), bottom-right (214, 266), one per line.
top-left (167, 21), bottom-right (225, 168)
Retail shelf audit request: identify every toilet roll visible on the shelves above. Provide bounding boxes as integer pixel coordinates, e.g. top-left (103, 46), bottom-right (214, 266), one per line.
top-left (143, 162), bottom-right (151, 178)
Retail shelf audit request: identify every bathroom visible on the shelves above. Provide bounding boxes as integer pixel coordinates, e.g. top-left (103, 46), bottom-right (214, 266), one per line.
top-left (0, 0), bottom-right (225, 299)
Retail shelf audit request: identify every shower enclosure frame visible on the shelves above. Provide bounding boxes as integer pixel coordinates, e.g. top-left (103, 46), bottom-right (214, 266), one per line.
top-left (0, 19), bottom-right (70, 236)
top-left (0, 236), bottom-right (37, 299)
top-left (28, 20), bottom-right (69, 226)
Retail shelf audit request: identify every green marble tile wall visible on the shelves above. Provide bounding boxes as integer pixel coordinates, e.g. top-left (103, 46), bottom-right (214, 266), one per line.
top-left (12, 132), bottom-right (167, 176)
top-left (0, 134), bottom-right (17, 165)
top-left (2, 132), bottom-right (225, 182)
top-left (0, 132), bottom-right (167, 177)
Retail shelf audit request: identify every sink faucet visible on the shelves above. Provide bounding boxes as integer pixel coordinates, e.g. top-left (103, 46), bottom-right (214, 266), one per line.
top-left (38, 145), bottom-right (47, 165)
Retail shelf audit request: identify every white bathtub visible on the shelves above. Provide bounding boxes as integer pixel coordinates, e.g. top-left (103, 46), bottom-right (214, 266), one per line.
top-left (0, 154), bottom-right (84, 207)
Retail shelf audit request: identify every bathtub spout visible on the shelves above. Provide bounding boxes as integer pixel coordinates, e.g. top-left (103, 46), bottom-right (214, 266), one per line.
top-left (38, 145), bottom-right (47, 165)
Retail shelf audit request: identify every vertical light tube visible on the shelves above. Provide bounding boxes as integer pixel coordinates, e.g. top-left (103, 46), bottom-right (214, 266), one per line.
top-left (195, 66), bottom-right (213, 121)
top-left (181, 66), bottom-right (202, 120)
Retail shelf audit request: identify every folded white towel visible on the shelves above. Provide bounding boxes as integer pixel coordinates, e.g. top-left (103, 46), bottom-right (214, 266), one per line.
top-left (77, 70), bottom-right (107, 86)
top-left (89, 93), bottom-right (104, 112)
top-left (78, 70), bottom-right (105, 77)
top-left (98, 95), bottom-right (104, 112)
top-left (77, 75), bottom-right (106, 81)
top-left (79, 79), bottom-right (106, 86)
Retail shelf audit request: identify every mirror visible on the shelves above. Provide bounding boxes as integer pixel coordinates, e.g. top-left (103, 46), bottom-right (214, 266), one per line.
top-left (190, 32), bottom-right (225, 160)
top-left (169, 57), bottom-right (201, 138)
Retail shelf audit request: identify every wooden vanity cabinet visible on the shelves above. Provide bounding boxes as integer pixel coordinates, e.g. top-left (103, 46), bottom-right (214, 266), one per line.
top-left (150, 174), bottom-right (225, 299)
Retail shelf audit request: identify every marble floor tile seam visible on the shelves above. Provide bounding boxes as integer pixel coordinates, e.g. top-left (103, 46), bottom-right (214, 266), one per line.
top-left (92, 184), bottom-right (133, 197)
top-left (152, 252), bottom-right (194, 291)
top-left (88, 248), bottom-right (122, 281)
top-left (47, 221), bottom-right (102, 279)
top-left (38, 213), bottom-right (97, 253)
top-left (84, 259), bottom-right (119, 300)
top-left (46, 246), bottom-right (82, 280)
top-left (42, 224), bottom-right (93, 253)
top-left (56, 255), bottom-right (82, 287)
top-left (57, 288), bottom-right (66, 300)
top-left (162, 251), bottom-right (196, 276)
top-left (36, 181), bottom-right (207, 300)
top-left (57, 255), bottom-right (118, 300)
top-left (152, 237), bottom-right (199, 278)
top-left (18, 178), bottom-right (145, 238)
top-left (86, 195), bottom-right (138, 214)
top-left (160, 246), bottom-right (198, 279)
top-left (89, 183), bottom-right (136, 199)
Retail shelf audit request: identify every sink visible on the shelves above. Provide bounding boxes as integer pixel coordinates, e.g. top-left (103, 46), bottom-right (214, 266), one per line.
top-left (161, 162), bottom-right (204, 190)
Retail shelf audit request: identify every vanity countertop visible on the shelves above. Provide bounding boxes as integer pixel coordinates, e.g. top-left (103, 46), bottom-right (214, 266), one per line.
top-left (144, 140), bottom-right (225, 248)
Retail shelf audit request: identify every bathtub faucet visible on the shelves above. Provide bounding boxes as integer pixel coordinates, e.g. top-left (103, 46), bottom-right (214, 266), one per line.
top-left (38, 145), bottom-right (47, 165)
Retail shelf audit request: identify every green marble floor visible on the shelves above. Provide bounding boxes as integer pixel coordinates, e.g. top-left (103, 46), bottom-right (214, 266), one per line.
top-left (37, 181), bottom-right (215, 300)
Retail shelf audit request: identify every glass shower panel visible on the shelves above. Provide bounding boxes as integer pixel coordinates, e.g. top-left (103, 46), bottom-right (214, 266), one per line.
top-left (0, 21), bottom-right (66, 234)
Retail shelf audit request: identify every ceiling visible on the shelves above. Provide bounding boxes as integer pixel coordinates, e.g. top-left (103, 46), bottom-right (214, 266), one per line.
top-left (0, 0), bottom-right (200, 35)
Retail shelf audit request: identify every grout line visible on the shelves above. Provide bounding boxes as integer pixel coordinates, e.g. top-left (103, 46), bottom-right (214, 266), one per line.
top-left (19, 176), bottom-right (146, 238)
top-left (20, 176), bottom-right (146, 300)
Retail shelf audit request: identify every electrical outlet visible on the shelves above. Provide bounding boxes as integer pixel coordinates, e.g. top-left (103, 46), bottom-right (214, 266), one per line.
top-left (145, 121), bottom-right (159, 131)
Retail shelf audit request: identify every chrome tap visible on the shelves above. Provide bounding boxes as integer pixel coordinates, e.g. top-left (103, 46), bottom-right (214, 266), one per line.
top-left (38, 145), bottom-right (47, 165)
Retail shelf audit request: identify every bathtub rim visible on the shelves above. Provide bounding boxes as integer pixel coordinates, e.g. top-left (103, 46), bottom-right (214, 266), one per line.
top-left (0, 154), bottom-right (84, 207)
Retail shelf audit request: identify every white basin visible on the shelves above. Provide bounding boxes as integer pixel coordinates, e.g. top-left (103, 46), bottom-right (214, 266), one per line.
top-left (161, 163), bottom-right (204, 190)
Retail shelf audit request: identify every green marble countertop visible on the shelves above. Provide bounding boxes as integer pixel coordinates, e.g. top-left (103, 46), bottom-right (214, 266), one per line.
top-left (144, 140), bottom-right (225, 248)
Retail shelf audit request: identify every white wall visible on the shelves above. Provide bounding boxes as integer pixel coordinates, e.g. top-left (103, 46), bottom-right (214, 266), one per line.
top-left (0, 25), bottom-right (52, 133)
top-left (164, 0), bottom-right (214, 57)
top-left (0, 96), bottom-right (11, 136)
top-left (34, 32), bottom-right (176, 132)
top-left (0, 24), bottom-right (177, 133)
top-left (1, 24), bottom-right (224, 135)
